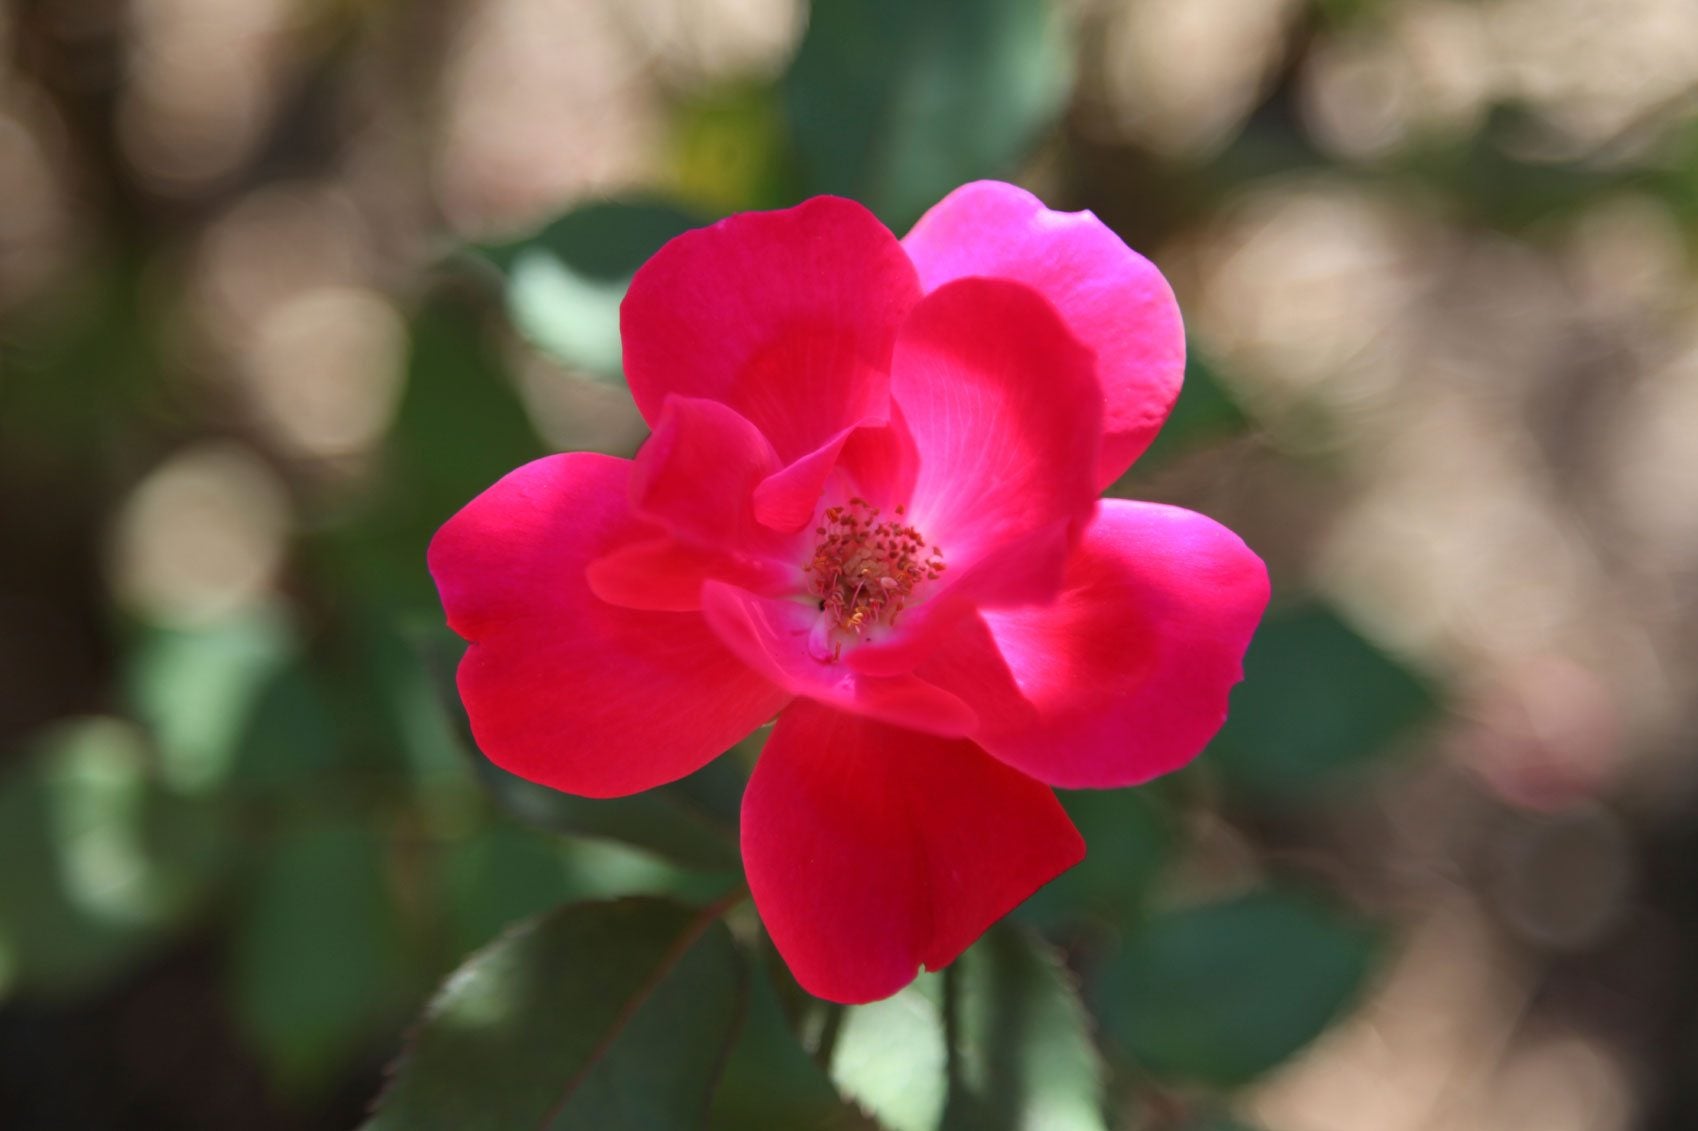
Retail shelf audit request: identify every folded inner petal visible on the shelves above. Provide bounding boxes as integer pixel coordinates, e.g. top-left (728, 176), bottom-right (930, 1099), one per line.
top-left (700, 580), bottom-right (976, 736)
top-left (429, 453), bottom-right (791, 798)
top-left (917, 500), bottom-right (1270, 789)
top-left (630, 395), bottom-right (782, 548)
top-left (752, 424), bottom-right (858, 533)
top-left (904, 180), bottom-right (1185, 490)
top-left (742, 700), bottom-right (1084, 1003)
top-left (585, 537), bottom-right (796, 613)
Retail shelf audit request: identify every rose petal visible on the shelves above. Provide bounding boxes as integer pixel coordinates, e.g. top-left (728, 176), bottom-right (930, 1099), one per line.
top-left (742, 700), bottom-right (1084, 1003)
top-left (622, 196), bottom-right (920, 461)
top-left (752, 424), bottom-right (857, 533)
top-left (585, 536), bottom-right (795, 613)
top-left (918, 500), bottom-right (1270, 788)
top-left (629, 396), bottom-right (780, 548)
top-left (429, 453), bottom-right (790, 797)
top-left (904, 181), bottom-right (1185, 488)
top-left (699, 580), bottom-right (976, 736)
top-left (890, 277), bottom-right (1101, 609)
top-left (834, 404), bottom-right (919, 511)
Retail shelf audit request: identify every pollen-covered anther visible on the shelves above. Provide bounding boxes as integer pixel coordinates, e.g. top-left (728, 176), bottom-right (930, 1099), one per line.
top-left (805, 498), bottom-right (944, 646)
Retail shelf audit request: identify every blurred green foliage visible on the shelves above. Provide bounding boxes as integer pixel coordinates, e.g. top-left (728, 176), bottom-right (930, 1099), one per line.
top-left (482, 201), bottom-right (708, 381)
top-left (362, 899), bottom-right (745, 1131)
top-left (1095, 890), bottom-right (1379, 1087)
top-left (785, 0), bottom-right (1072, 229)
top-left (1210, 605), bottom-right (1438, 800)
top-left (0, 0), bottom-right (1485, 1126)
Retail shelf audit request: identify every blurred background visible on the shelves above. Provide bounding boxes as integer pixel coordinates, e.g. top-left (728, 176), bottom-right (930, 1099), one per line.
top-left (2, 0), bottom-right (1696, 1128)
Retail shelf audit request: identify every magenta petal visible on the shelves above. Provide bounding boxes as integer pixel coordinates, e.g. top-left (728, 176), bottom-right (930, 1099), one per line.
top-left (630, 396), bottom-right (780, 547)
top-left (699, 581), bottom-right (977, 736)
top-left (742, 700), bottom-right (1084, 1003)
top-left (752, 425), bottom-right (857, 533)
top-left (903, 181), bottom-right (1185, 488)
top-left (584, 538), bottom-right (708, 612)
top-left (622, 196), bottom-right (921, 461)
top-left (919, 500), bottom-right (1270, 788)
top-left (891, 277), bottom-right (1101, 608)
top-left (585, 537), bottom-right (795, 613)
top-left (429, 453), bottom-right (790, 798)
top-left (834, 404), bottom-right (920, 511)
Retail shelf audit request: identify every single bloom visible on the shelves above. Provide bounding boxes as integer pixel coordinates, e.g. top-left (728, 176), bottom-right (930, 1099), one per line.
top-left (429, 181), bottom-right (1270, 1004)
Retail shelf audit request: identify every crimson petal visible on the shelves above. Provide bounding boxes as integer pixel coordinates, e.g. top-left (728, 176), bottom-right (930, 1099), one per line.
top-left (890, 276), bottom-right (1101, 610)
top-left (919, 500), bottom-right (1270, 788)
top-left (904, 181), bottom-right (1185, 489)
top-left (742, 701), bottom-right (1083, 1003)
top-left (429, 453), bottom-right (790, 797)
top-left (622, 196), bottom-right (921, 462)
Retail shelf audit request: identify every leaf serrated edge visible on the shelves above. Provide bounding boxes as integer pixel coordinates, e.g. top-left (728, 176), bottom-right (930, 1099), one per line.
top-left (359, 892), bottom-right (746, 1129)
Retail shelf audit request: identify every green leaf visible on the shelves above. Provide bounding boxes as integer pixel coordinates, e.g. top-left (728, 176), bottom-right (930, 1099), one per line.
top-left (1209, 604), bottom-right (1438, 799)
top-left (227, 660), bottom-right (345, 792)
top-left (1129, 346), bottom-right (1249, 474)
top-left (711, 954), bottom-right (883, 1131)
top-left (831, 977), bottom-right (949, 1131)
top-left (231, 815), bottom-right (413, 1092)
top-left (391, 292), bottom-right (546, 516)
top-left (1017, 789), bottom-right (1173, 934)
top-left (124, 606), bottom-right (297, 795)
top-left (438, 823), bottom-right (579, 959)
top-left (322, 291), bottom-right (544, 614)
top-left (482, 199), bottom-right (707, 378)
top-left (1096, 889), bottom-right (1377, 1086)
top-left (947, 927), bottom-right (1109, 1131)
top-left (440, 823), bottom-right (739, 964)
top-left (0, 718), bottom-right (226, 1000)
top-left (830, 929), bottom-right (1108, 1131)
top-left (479, 761), bottom-right (745, 873)
top-left (363, 898), bottom-right (745, 1131)
top-left (783, 0), bottom-right (1072, 229)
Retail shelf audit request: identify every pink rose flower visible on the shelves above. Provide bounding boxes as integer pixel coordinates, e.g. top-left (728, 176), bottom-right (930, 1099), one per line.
top-left (429, 182), bottom-right (1270, 1004)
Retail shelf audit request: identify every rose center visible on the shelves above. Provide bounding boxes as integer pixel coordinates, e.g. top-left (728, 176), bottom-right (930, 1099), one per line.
top-left (804, 498), bottom-right (944, 660)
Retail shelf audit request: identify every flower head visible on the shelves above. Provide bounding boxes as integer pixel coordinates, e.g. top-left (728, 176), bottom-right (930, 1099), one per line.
top-left (429, 182), bottom-right (1270, 1004)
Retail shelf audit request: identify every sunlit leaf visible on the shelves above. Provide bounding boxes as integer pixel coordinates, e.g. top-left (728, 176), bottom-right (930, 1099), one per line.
top-left (1095, 889), bottom-right (1378, 1086)
top-left (363, 898), bottom-right (745, 1131)
top-left (831, 977), bottom-right (949, 1131)
top-left (1209, 604), bottom-right (1438, 799)
top-left (0, 718), bottom-right (225, 1000)
top-left (481, 200), bottom-right (707, 379)
top-left (124, 606), bottom-right (296, 795)
top-left (440, 819), bottom-right (737, 964)
top-left (711, 953), bottom-right (883, 1131)
top-left (948, 927), bottom-right (1109, 1131)
top-left (477, 761), bottom-right (745, 873)
top-left (783, 0), bottom-right (1072, 229)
